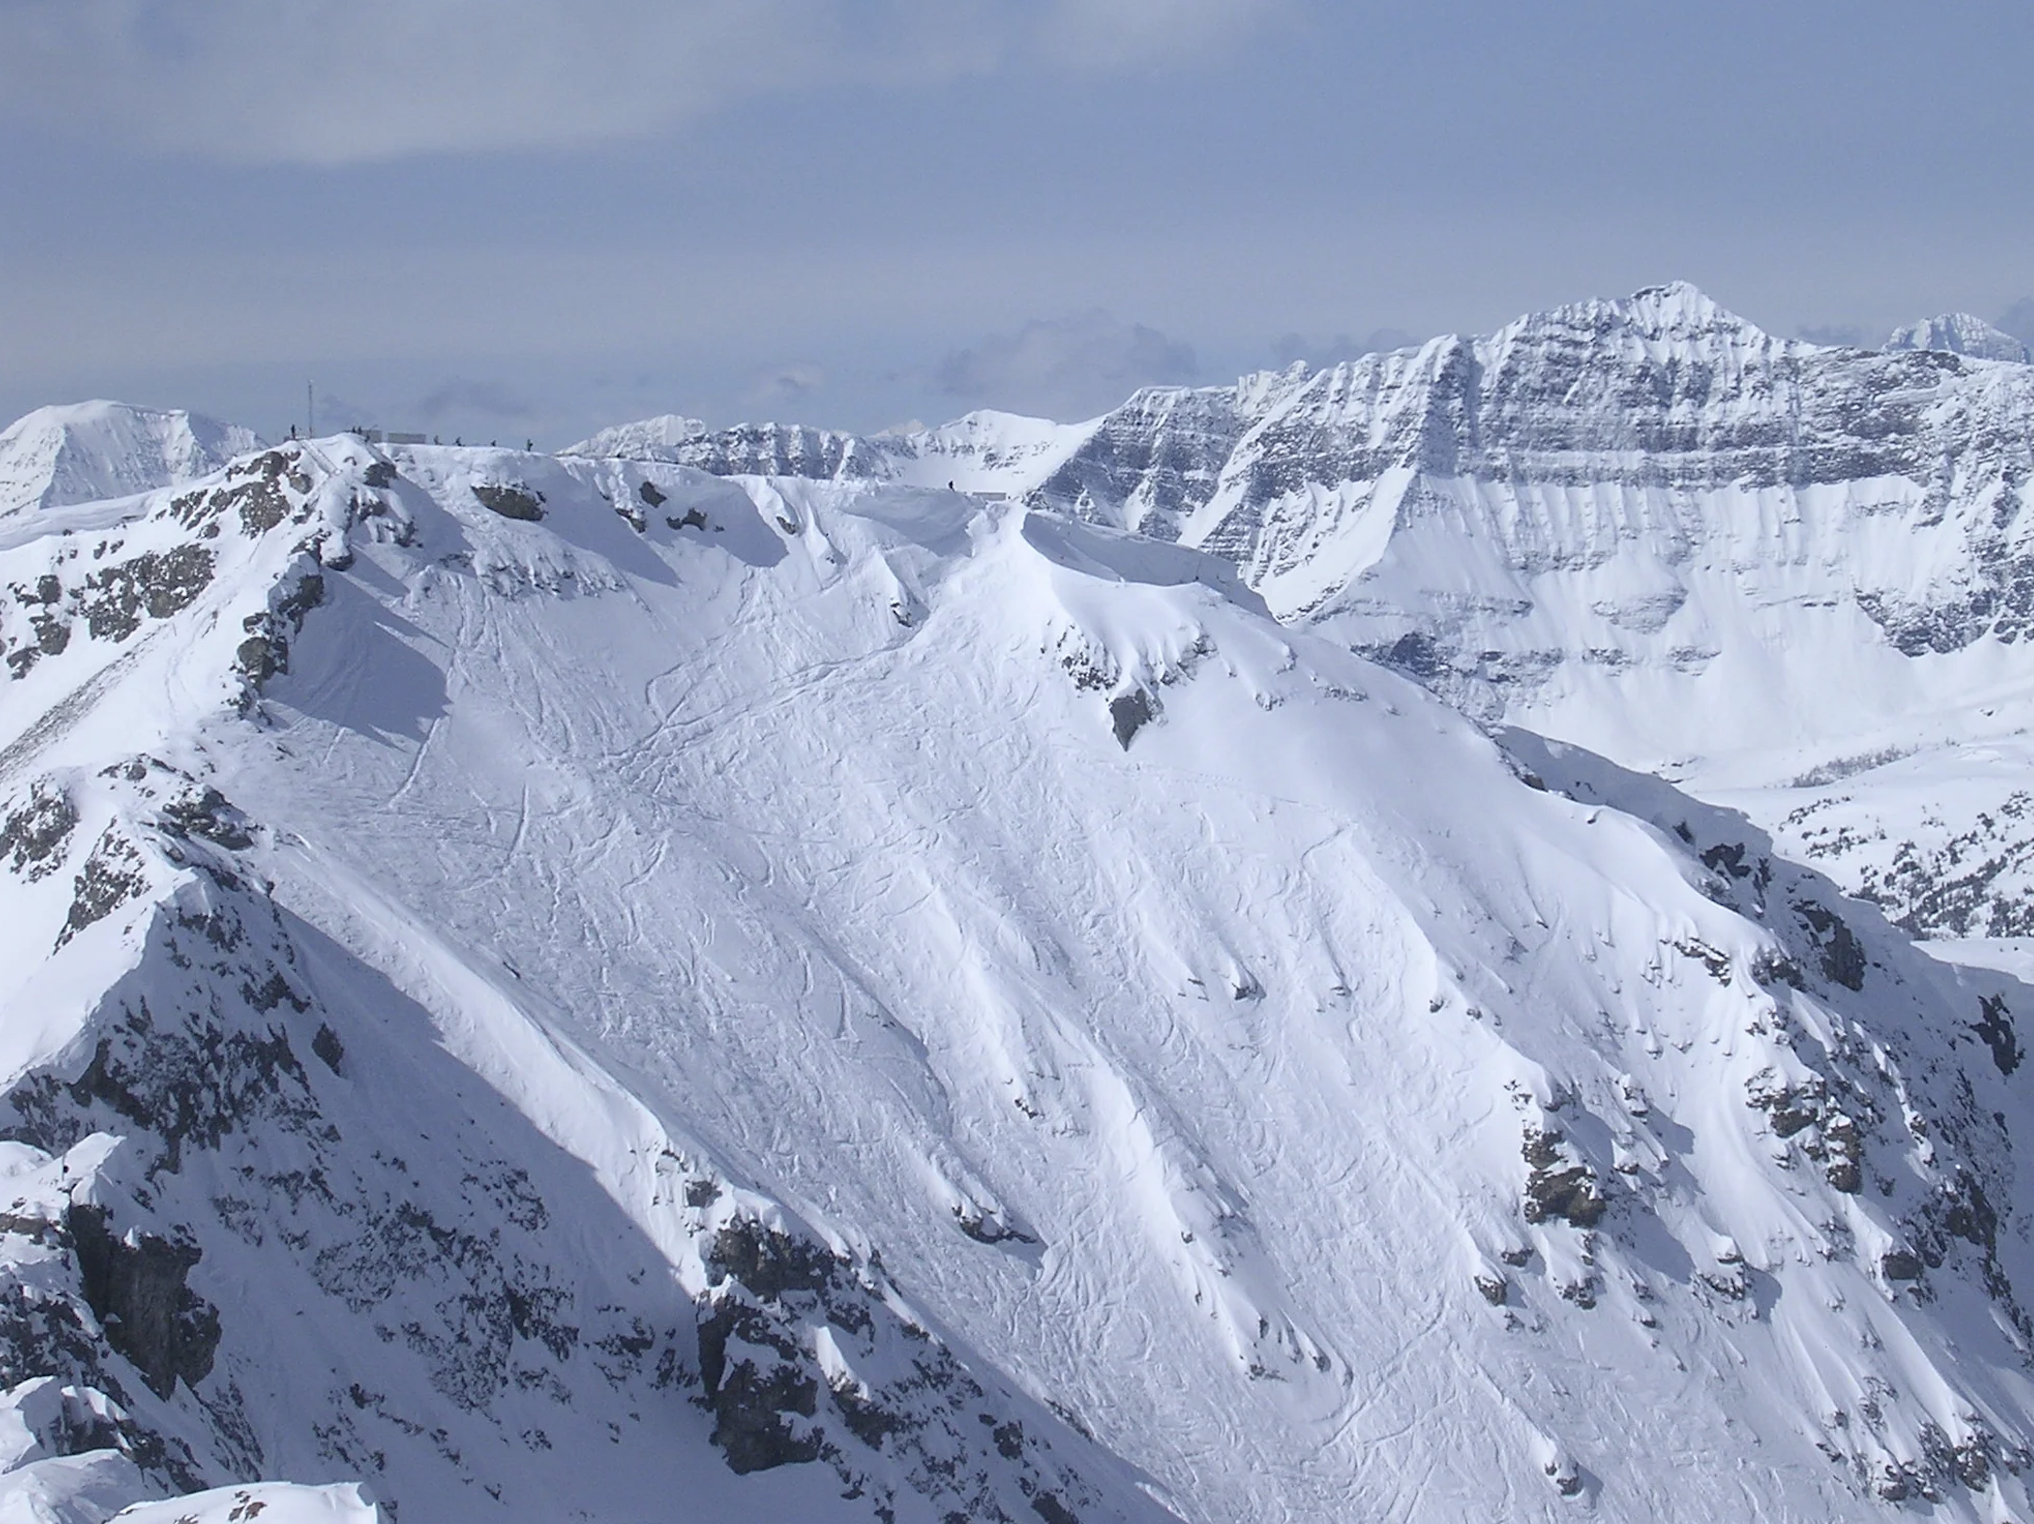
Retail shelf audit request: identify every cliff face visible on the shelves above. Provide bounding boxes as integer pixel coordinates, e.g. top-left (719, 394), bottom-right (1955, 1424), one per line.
top-left (1192, 286), bottom-right (2034, 654)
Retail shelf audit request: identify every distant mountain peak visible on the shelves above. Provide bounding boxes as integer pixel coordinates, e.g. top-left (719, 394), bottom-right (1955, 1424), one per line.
top-left (562, 412), bottom-right (711, 458)
top-left (1885, 312), bottom-right (2031, 363)
top-left (1625, 277), bottom-right (1726, 314)
top-left (0, 399), bottom-right (262, 518)
top-left (1514, 281), bottom-right (1764, 343)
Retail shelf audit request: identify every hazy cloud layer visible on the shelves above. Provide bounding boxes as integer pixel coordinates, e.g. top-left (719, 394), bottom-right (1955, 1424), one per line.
top-left (935, 312), bottom-right (1197, 420)
top-left (1999, 299), bottom-right (2034, 347)
top-left (1270, 327), bottom-right (1419, 370)
top-left (5, 3), bottom-right (2030, 441)
top-left (743, 362), bottom-right (827, 414)
top-left (1795, 323), bottom-right (1873, 349)
top-left (0, 0), bottom-right (1280, 163)
top-left (306, 388), bottom-right (379, 434)
top-left (1041, 0), bottom-right (1287, 67)
top-left (419, 378), bottom-right (537, 421)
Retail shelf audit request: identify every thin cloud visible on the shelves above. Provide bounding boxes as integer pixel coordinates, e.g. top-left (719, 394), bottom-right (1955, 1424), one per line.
top-left (0, 0), bottom-right (1281, 164)
top-left (1998, 299), bottom-right (2034, 348)
top-left (1796, 323), bottom-right (1872, 348)
top-left (934, 311), bottom-right (1197, 421)
top-left (1042, 0), bottom-right (1287, 67)
top-left (1271, 327), bottom-right (1417, 370)
top-left (743, 362), bottom-right (827, 414)
top-left (307, 390), bottom-right (381, 434)
top-left (418, 378), bottom-right (537, 421)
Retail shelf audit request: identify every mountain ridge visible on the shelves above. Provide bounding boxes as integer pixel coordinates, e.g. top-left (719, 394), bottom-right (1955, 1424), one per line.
top-left (5, 430), bottom-right (2034, 1518)
top-left (10, 279), bottom-right (2034, 1520)
top-left (570, 281), bottom-right (2034, 939)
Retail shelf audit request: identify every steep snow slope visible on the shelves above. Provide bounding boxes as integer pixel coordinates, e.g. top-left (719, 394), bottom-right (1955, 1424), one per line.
top-left (6, 440), bottom-right (2034, 1519)
top-left (0, 446), bottom-right (1163, 1524)
top-left (0, 404), bottom-right (263, 522)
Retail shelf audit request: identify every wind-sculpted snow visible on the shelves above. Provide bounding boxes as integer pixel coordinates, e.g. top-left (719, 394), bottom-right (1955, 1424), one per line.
top-left (7, 436), bottom-right (2034, 1518)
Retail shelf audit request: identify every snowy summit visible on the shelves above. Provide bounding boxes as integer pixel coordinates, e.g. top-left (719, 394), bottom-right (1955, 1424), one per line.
top-left (1885, 314), bottom-right (2031, 364)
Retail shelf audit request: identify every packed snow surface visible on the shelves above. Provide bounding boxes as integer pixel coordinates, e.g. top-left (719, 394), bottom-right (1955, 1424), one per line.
top-left (3, 420), bottom-right (2034, 1521)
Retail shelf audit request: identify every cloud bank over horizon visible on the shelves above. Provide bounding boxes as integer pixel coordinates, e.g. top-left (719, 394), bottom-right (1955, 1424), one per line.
top-left (931, 312), bottom-right (1199, 421)
top-left (0, 0), bottom-right (1287, 164)
top-left (2, 1), bottom-right (2029, 443)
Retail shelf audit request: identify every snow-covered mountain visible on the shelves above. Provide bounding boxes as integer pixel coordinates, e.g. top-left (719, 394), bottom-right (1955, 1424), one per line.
top-left (597, 283), bottom-right (2034, 940)
top-left (1887, 314), bottom-right (2031, 365)
top-left (0, 403), bottom-right (264, 521)
top-left (567, 409), bottom-right (1112, 508)
top-left (7, 427), bottom-right (2034, 1520)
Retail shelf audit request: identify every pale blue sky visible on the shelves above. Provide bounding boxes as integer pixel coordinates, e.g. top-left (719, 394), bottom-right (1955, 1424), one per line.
top-left (3, 0), bottom-right (2030, 443)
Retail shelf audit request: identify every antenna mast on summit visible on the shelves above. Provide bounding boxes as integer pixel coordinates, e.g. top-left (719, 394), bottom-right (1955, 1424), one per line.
top-left (307, 382), bottom-right (315, 439)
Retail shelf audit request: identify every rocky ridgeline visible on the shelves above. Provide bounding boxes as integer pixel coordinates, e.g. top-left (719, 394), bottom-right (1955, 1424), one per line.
top-left (0, 443), bottom-right (380, 715)
top-left (1499, 730), bottom-right (2034, 1502)
top-left (8, 417), bottom-right (2034, 1519)
top-left (597, 284), bottom-right (2034, 653)
top-left (581, 286), bottom-right (2034, 939)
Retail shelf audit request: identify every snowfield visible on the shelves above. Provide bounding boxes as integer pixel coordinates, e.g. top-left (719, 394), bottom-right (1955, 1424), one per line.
top-left (2, 391), bottom-right (2034, 1523)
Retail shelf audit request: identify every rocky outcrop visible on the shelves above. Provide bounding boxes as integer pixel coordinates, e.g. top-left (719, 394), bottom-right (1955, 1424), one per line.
top-left (66, 1206), bottom-right (220, 1401)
